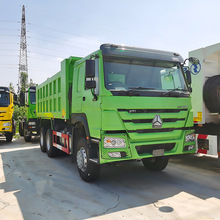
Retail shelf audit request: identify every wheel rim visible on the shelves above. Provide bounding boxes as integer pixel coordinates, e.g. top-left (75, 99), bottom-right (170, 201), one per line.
top-left (46, 133), bottom-right (50, 151)
top-left (76, 147), bottom-right (87, 172)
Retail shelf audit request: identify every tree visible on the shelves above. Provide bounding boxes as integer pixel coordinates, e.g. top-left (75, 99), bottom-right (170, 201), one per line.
top-left (29, 78), bottom-right (35, 87)
top-left (9, 82), bottom-right (15, 92)
top-left (20, 71), bottom-right (28, 92)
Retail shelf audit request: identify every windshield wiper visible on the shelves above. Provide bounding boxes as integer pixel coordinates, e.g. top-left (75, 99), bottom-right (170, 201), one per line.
top-left (128, 87), bottom-right (157, 90)
top-left (161, 87), bottom-right (188, 97)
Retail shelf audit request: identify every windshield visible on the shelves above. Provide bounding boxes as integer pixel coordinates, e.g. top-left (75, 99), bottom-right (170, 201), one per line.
top-left (103, 56), bottom-right (188, 96)
top-left (30, 92), bottom-right (36, 104)
top-left (0, 92), bottom-right (10, 107)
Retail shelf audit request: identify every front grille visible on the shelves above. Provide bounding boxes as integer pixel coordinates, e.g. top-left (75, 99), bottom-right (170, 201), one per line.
top-left (136, 143), bottom-right (175, 155)
top-left (118, 109), bottom-right (188, 113)
top-left (123, 118), bottom-right (185, 123)
top-left (118, 108), bottom-right (189, 135)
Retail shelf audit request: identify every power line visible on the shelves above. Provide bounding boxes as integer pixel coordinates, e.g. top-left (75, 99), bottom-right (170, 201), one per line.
top-left (0, 34), bottom-right (20, 37)
top-left (0, 21), bottom-right (20, 23)
top-left (0, 54), bottom-right (19, 57)
top-left (28, 36), bottom-right (89, 50)
top-left (28, 51), bottom-right (64, 58)
top-left (0, 29), bottom-right (19, 31)
top-left (28, 45), bottom-right (75, 55)
top-left (28, 30), bottom-right (98, 47)
top-left (28, 56), bottom-right (59, 63)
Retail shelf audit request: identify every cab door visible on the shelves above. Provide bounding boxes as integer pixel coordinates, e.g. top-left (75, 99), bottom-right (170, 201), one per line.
top-left (72, 63), bottom-right (85, 112)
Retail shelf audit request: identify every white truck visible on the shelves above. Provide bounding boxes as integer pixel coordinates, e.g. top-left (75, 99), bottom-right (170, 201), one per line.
top-left (190, 43), bottom-right (220, 164)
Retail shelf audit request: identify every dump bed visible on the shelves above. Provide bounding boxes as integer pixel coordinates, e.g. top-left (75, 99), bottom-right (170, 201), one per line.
top-left (190, 43), bottom-right (220, 124)
top-left (36, 56), bottom-right (81, 119)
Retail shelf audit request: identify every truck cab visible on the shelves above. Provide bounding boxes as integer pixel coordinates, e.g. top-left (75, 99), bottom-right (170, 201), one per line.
top-left (19, 86), bottom-right (39, 142)
top-left (0, 86), bottom-right (15, 142)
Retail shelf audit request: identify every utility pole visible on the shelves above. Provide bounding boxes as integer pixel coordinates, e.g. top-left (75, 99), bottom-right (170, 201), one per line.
top-left (18, 5), bottom-right (28, 94)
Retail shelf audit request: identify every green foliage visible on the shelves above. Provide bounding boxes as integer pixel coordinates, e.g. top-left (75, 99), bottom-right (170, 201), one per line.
top-left (29, 78), bottom-right (35, 87)
top-left (13, 105), bottom-right (26, 122)
top-left (9, 82), bottom-right (15, 92)
top-left (20, 72), bottom-right (28, 92)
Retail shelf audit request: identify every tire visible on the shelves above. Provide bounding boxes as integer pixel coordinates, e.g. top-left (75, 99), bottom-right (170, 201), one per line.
top-left (203, 75), bottom-right (220, 113)
top-left (12, 120), bottom-right (16, 135)
top-left (40, 127), bottom-right (46, 152)
top-left (24, 129), bottom-right (32, 142)
top-left (142, 156), bottom-right (169, 171)
top-left (19, 122), bottom-right (24, 136)
top-left (46, 129), bottom-right (59, 158)
top-left (5, 132), bottom-right (13, 142)
top-left (24, 135), bottom-right (32, 142)
top-left (76, 137), bottom-right (100, 182)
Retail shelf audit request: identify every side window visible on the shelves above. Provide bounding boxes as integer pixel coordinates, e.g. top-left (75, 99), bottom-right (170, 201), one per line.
top-left (94, 58), bottom-right (99, 94)
top-left (77, 65), bottom-right (85, 92)
top-left (25, 92), bottom-right (28, 104)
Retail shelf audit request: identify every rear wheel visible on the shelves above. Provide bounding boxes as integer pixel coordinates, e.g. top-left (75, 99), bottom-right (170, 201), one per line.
top-left (19, 122), bottom-right (24, 136)
top-left (76, 137), bottom-right (100, 182)
top-left (5, 132), bottom-right (13, 142)
top-left (40, 127), bottom-right (46, 152)
top-left (46, 129), bottom-right (59, 158)
top-left (142, 156), bottom-right (169, 171)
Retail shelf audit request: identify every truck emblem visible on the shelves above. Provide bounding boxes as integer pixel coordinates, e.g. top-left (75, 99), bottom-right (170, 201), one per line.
top-left (152, 115), bottom-right (163, 128)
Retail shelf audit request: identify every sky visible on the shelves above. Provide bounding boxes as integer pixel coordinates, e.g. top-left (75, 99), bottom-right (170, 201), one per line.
top-left (1, 0), bottom-right (220, 91)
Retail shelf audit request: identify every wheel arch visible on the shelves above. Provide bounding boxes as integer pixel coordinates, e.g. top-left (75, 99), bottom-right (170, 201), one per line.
top-left (71, 113), bottom-right (91, 157)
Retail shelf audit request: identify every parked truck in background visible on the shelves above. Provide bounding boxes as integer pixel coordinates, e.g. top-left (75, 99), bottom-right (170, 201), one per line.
top-left (0, 86), bottom-right (16, 142)
top-left (36, 44), bottom-right (196, 182)
top-left (19, 86), bottom-right (39, 142)
top-left (190, 43), bottom-right (220, 163)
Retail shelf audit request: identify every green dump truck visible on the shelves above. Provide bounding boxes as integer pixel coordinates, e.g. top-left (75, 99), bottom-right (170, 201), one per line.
top-left (19, 86), bottom-right (39, 142)
top-left (36, 44), bottom-right (196, 182)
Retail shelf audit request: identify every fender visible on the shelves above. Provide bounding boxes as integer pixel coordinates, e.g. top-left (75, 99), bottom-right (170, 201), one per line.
top-left (71, 113), bottom-right (90, 138)
top-left (71, 113), bottom-right (99, 161)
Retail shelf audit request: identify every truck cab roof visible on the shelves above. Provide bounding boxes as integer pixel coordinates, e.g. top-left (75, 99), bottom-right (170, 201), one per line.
top-left (100, 44), bottom-right (184, 63)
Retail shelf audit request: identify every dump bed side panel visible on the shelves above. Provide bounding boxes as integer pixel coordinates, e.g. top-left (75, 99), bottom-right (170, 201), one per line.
top-left (36, 57), bottom-right (81, 119)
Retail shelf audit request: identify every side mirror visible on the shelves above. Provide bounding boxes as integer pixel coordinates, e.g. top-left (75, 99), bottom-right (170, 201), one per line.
top-left (19, 91), bottom-right (25, 106)
top-left (14, 94), bottom-right (18, 104)
top-left (85, 81), bottom-right (96, 89)
top-left (188, 57), bottom-right (200, 65)
top-left (185, 70), bottom-right (192, 85)
top-left (85, 60), bottom-right (95, 78)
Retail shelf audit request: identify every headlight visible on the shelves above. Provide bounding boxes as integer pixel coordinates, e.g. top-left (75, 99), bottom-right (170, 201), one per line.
top-left (3, 122), bottom-right (11, 127)
top-left (185, 133), bottom-right (195, 142)
top-left (104, 137), bottom-right (126, 148)
top-left (28, 122), bottom-right (36, 125)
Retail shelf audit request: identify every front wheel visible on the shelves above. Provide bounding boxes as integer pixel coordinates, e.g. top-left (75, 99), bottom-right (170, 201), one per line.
top-left (142, 156), bottom-right (169, 171)
top-left (76, 137), bottom-right (100, 182)
top-left (5, 132), bottom-right (13, 142)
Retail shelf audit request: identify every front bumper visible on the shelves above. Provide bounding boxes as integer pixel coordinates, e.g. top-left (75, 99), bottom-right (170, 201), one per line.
top-left (0, 120), bottom-right (13, 133)
top-left (99, 129), bottom-right (195, 164)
